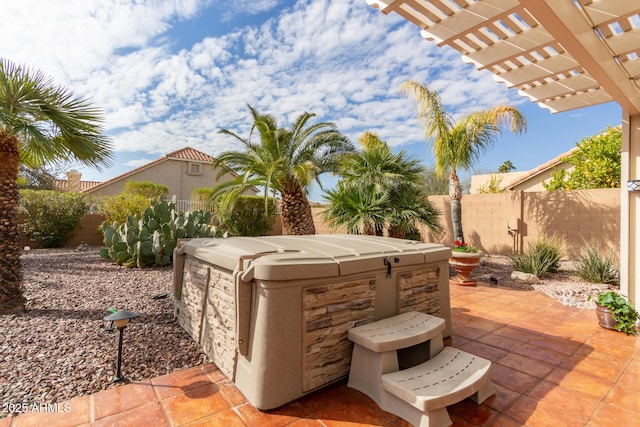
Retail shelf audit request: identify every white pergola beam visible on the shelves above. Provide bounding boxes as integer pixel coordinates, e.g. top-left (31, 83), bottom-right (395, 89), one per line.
top-left (520, 0), bottom-right (640, 115)
top-left (495, 54), bottom-right (579, 88)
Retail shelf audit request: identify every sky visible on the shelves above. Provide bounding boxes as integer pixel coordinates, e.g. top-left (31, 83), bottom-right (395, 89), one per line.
top-left (1, 0), bottom-right (622, 202)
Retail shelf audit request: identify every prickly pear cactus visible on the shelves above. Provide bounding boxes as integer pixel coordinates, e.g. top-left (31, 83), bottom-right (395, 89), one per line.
top-left (100, 198), bottom-right (219, 267)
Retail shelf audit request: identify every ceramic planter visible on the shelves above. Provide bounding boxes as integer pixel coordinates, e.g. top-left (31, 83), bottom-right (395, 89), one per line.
top-left (449, 252), bottom-right (483, 286)
top-left (595, 304), bottom-right (617, 331)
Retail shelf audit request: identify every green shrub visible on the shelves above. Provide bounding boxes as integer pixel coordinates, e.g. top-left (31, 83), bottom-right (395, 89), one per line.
top-left (191, 187), bottom-right (216, 202)
top-left (123, 181), bottom-right (168, 198)
top-left (217, 195), bottom-right (276, 236)
top-left (100, 193), bottom-right (152, 225)
top-left (511, 237), bottom-right (563, 277)
top-left (592, 291), bottom-right (639, 335)
top-left (19, 190), bottom-right (89, 248)
top-left (575, 244), bottom-right (619, 285)
top-left (100, 197), bottom-right (220, 267)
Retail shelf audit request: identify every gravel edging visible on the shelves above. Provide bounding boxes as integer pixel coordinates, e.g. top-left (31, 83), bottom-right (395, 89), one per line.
top-left (1, 248), bottom-right (615, 417)
top-left (0, 247), bottom-right (206, 417)
top-left (473, 255), bottom-right (615, 308)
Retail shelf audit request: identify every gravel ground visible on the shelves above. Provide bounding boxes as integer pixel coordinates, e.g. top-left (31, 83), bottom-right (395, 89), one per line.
top-left (0, 246), bottom-right (206, 417)
top-left (0, 247), bottom-right (615, 417)
top-left (473, 255), bottom-right (616, 309)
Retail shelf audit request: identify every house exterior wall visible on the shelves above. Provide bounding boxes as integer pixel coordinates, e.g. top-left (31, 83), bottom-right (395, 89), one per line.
top-left (470, 171), bottom-right (526, 193)
top-left (87, 159), bottom-right (242, 200)
top-left (469, 165), bottom-right (576, 193)
top-left (507, 165), bottom-right (576, 192)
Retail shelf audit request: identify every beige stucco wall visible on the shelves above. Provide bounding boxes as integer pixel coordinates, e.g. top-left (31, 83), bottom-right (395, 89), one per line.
top-left (470, 172), bottom-right (526, 193)
top-left (30, 188), bottom-right (619, 260)
top-left (87, 159), bottom-right (245, 200)
top-left (312, 188), bottom-right (620, 258)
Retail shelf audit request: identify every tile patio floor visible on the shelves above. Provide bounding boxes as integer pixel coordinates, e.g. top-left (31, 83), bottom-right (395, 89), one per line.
top-left (3, 282), bottom-right (639, 427)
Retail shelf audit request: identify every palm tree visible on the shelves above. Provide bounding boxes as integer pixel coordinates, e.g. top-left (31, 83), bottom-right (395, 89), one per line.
top-left (498, 160), bottom-right (516, 173)
top-left (0, 59), bottom-right (113, 312)
top-left (401, 80), bottom-right (526, 243)
top-left (322, 132), bottom-right (441, 238)
top-left (212, 105), bottom-right (354, 235)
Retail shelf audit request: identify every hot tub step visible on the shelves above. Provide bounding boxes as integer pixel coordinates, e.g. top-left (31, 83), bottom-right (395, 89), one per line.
top-left (381, 346), bottom-right (495, 427)
top-left (348, 311), bottom-right (445, 353)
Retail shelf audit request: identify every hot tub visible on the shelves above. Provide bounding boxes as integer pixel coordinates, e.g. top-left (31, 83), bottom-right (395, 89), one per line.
top-left (173, 234), bottom-right (451, 409)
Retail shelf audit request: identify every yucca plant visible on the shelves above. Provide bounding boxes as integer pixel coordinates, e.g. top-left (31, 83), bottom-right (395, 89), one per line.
top-left (575, 244), bottom-right (619, 285)
top-left (511, 237), bottom-right (563, 277)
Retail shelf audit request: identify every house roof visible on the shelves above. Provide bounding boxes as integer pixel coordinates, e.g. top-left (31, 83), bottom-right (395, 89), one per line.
top-left (502, 146), bottom-right (579, 190)
top-left (165, 147), bottom-right (216, 162)
top-left (54, 179), bottom-right (103, 192)
top-left (83, 147), bottom-right (216, 193)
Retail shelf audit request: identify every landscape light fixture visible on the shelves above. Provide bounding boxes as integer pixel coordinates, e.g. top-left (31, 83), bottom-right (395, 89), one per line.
top-left (103, 309), bottom-right (139, 383)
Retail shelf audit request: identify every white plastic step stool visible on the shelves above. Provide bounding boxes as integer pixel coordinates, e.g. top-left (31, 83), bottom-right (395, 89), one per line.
top-left (347, 311), bottom-right (495, 427)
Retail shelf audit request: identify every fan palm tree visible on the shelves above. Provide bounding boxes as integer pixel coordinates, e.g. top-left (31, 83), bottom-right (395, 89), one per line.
top-left (212, 105), bottom-right (354, 235)
top-left (322, 132), bottom-right (441, 238)
top-left (0, 59), bottom-right (113, 312)
top-left (401, 81), bottom-right (526, 243)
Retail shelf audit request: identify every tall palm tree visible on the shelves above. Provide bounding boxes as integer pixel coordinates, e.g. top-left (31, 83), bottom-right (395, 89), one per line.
top-left (0, 59), bottom-right (113, 312)
top-left (322, 132), bottom-right (441, 238)
top-left (401, 80), bottom-right (526, 243)
top-left (212, 105), bottom-right (354, 235)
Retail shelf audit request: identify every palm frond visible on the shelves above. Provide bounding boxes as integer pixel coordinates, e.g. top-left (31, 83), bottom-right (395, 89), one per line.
top-left (1, 58), bottom-right (114, 169)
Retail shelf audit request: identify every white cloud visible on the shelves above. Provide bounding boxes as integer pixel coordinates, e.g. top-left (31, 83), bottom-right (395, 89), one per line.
top-left (3, 0), bottom-right (526, 178)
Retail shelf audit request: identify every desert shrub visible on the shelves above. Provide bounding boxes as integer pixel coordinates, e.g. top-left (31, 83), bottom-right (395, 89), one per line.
top-left (191, 187), bottom-right (216, 202)
top-left (575, 244), bottom-right (619, 285)
top-left (100, 193), bottom-right (151, 225)
top-left (477, 174), bottom-right (504, 194)
top-left (123, 180), bottom-right (168, 198)
top-left (216, 195), bottom-right (276, 236)
top-left (511, 236), bottom-right (563, 277)
top-left (19, 190), bottom-right (89, 247)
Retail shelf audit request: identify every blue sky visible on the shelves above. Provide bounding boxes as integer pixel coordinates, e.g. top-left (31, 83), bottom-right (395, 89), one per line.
top-left (2, 0), bottom-right (622, 201)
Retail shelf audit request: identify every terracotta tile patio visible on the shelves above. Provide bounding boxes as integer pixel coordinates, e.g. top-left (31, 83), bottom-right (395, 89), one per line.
top-left (3, 283), bottom-right (639, 426)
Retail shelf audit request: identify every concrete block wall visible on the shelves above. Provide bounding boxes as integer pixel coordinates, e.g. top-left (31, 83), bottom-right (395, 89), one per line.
top-left (20, 189), bottom-right (620, 259)
top-left (313, 188), bottom-right (620, 258)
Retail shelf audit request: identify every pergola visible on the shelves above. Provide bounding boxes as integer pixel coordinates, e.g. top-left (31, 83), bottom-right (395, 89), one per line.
top-left (367, 0), bottom-right (640, 306)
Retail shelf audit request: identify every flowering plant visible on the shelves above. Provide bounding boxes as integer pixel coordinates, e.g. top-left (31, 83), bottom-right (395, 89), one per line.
top-left (452, 239), bottom-right (478, 253)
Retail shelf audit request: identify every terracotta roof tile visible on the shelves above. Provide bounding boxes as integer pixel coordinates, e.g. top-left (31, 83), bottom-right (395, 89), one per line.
top-left (165, 147), bottom-right (215, 162)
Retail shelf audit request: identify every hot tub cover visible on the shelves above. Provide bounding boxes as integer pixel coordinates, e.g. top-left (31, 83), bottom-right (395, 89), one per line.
top-left (176, 234), bottom-right (451, 280)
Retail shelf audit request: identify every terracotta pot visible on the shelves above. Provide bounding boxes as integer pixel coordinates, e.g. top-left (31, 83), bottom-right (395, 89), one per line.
top-left (595, 304), bottom-right (617, 331)
top-left (449, 252), bottom-right (483, 287)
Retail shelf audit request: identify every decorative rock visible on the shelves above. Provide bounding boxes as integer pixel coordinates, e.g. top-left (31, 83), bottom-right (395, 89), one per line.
top-left (510, 271), bottom-right (541, 284)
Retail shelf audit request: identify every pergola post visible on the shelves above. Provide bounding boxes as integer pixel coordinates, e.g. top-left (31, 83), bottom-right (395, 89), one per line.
top-left (620, 113), bottom-right (640, 306)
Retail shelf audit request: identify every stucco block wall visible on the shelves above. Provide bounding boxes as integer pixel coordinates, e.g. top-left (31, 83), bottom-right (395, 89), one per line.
top-left (22, 189), bottom-right (619, 259)
top-left (311, 189), bottom-right (620, 257)
top-left (419, 189), bottom-right (619, 256)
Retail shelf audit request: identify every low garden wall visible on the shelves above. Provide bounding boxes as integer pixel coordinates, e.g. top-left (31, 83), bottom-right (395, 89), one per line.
top-left (312, 188), bottom-right (620, 257)
top-left (20, 189), bottom-right (620, 258)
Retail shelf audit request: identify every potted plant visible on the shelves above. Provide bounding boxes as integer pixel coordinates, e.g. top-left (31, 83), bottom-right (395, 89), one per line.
top-left (592, 291), bottom-right (639, 335)
top-left (449, 239), bottom-right (483, 286)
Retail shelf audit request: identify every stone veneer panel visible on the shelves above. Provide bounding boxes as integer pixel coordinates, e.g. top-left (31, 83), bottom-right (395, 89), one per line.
top-left (201, 268), bottom-right (237, 380)
top-left (398, 267), bottom-right (440, 316)
top-left (303, 279), bottom-right (375, 392)
top-left (175, 256), bottom-right (210, 343)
